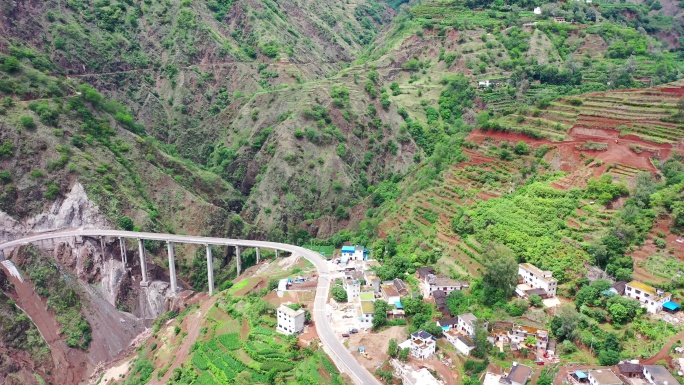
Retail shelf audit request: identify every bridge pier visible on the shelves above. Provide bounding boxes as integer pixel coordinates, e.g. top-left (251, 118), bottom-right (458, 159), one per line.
top-left (119, 237), bottom-right (127, 264)
top-left (235, 246), bottom-right (241, 276)
top-left (206, 244), bottom-right (214, 296)
top-left (255, 247), bottom-right (260, 264)
top-left (138, 239), bottom-right (148, 284)
top-left (275, 249), bottom-right (279, 258)
top-left (167, 241), bottom-right (177, 294)
top-left (99, 236), bottom-right (105, 259)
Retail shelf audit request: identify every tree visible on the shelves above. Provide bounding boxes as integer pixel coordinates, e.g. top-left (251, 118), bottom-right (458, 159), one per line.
top-left (529, 294), bottom-right (543, 307)
top-left (472, 319), bottom-right (490, 359)
top-left (402, 297), bottom-right (427, 315)
top-left (372, 300), bottom-right (389, 330)
top-left (331, 286), bottom-right (348, 302)
top-left (398, 347), bottom-right (410, 361)
top-left (606, 296), bottom-right (641, 324)
top-left (447, 290), bottom-right (469, 315)
top-left (550, 305), bottom-right (582, 342)
top-left (607, 302), bottom-right (628, 324)
top-left (387, 339), bottom-right (399, 357)
top-left (598, 349), bottom-right (621, 366)
top-left (481, 243), bottom-right (518, 303)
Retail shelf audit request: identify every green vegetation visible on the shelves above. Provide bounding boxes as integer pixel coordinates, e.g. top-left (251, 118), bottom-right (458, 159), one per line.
top-left (16, 245), bottom-right (92, 350)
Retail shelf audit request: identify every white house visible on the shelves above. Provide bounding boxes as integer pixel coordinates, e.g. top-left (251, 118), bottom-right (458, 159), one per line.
top-left (402, 330), bottom-right (436, 359)
top-left (624, 280), bottom-right (672, 314)
top-left (423, 274), bottom-right (469, 297)
top-left (382, 284), bottom-right (401, 305)
top-left (478, 80), bottom-right (491, 87)
top-left (509, 324), bottom-right (549, 351)
top-left (518, 263), bottom-right (557, 297)
top-left (276, 304), bottom-right (306, 335)
top-left (391, 360), bottom-right (444, 385)
top-left (363, 271), bottom-right (381, 292)
top-left (358, 301), bottom-right (374, 328)
top-left (533, 6), bottom-right (541, 14)
top-left (643, 365), bottom-right (678, 385)
top-left (587, 370), bottom-right (622, 385)
top-left (344, 279), bottom-right (361, 300)
top-left (457, 313), bottom-right (487, 336)
top-left (445, 329), bottom-right (475, 355)
top-left (341, 245), bottom-right (366, 261)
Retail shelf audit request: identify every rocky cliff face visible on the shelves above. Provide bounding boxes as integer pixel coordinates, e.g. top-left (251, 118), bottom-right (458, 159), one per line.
top-left (0, 181), bottom-right (179, 383)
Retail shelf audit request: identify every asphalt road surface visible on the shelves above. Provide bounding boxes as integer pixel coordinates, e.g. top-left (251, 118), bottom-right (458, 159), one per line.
top-left (0, 229), bottom-right (381, 385)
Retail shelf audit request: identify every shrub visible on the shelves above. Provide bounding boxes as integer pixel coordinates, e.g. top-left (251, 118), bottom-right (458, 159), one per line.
top-left (2, 56), bottom-right (21, 73)
top-left (20, 115), bottom-right (36, 129)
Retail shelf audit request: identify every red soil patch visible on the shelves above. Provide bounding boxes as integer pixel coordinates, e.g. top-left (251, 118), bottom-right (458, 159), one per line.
top-left (240, 318), bottom-right (250, 340)
top-left (660, 86), bottom-right (684, 95)
top-left (1, 267), bottom-right (88, 384)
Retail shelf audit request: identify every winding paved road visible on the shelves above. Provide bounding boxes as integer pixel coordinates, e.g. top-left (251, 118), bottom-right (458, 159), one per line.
top-left (0, 229), bottom-right (380, 385)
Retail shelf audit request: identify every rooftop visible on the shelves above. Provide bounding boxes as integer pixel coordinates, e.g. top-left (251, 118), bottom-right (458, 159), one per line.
top-left (412, 330), bottom-right (434, 341)
top-left (627, 280), bottom-right (657, 295)
top-left (512, 324), bottom-right (548, 337)
top-left (519, 263), bottom-right (557, 283)
top-left (617, 363), bottom-right (643, 374)
top-left (588, 370), bottom-right (622, 385)
top-left (360, 292), bottom-right (375, 301)
top-left (459, 313), bottom-right (477, 325)
top-left (345, 270), bottom-right (364, 280)
top-left (278, 304), bottom-right (305, 317)
top-left (355, 245), bottom-right (365, 252)
top-left (361, 301), bottom-right (375, 314)
top-left (382, 285), bottom-right (401, 298)
top-left (404, 367), bottom-right (442, 385)
top-left (416, 266), bottom-right (436, 277)
top-left (438, 317), bottom-right (459, 327)
top-left (644, 365), bottom-right (679, 385)
top-left (426, 274), bottom-right (467, 287)
top-left (507, 364), bottom-right (533, 385)
top-left (457, 335), bottom-right (475, 347)
top-left (394, 278), bottom-right (408, 294)
top-left (433, 289), bottom-right (446, 299)
top-left (341, 245), bottom-right (355, 252)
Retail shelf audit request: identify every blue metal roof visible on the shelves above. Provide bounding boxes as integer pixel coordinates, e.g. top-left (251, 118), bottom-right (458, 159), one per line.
top-left (395, 301), bottom-right (403, 309)
top-left (663, 301), bottom-right (681, 311)
top-left (574, 371), bottom-right (587, 379)
top-left (341, 246), bottom-right (355, 253)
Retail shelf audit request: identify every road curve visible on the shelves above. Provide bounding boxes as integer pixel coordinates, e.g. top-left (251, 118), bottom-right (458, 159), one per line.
top-left (0, 229), bottom-right (381, 385)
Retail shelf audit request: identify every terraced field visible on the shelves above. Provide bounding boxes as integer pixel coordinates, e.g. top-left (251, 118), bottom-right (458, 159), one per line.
top-left (378, 149), bottom-right (518, 277)
top-left (492, 81), bottom-right (684, 144)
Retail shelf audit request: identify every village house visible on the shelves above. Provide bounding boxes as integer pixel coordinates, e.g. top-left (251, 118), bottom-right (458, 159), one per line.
top-left (344, 269), bottom-right (364, 281)
top-left (341, 245), bottom-right (367, 261)
top-left (624, 280), bottom-right (675, 314)
top-left (276, 304), bottom-right (306, 335)
top-left (363, 270), bottom-right (381, 292)
top-left (391, 360), bottom-right (444, 385)
top-left (500, 363), bottom-right (533, 385)
top-left (437, 317), bottom-right (459, 332)
top-left (643, 365), bottom-right (679, 385)
top-left (393, 278), bottom-right (409, 295)
top-left (616, 363), bottom-right (643, 378)
top-left (488, 329), bottom-right (510, 345)
top-left (358, 300), bottom-right (375, 328)
top-left (517, 263), bottom-right (557, 298)
top-left (433, 289), bottom-right (451, 317)
top-left (587, 370), bottom-right (622, 385)
top-left (457, 313), bottom-right (488, 336)
top-left (609, 281), bottom-right (627, 296)
top-left (344, 279), bottom-right (361, 300)
top-left (400, 330), bottom-right (436, 359)
top-left (381, 284), bottom-right (401, 305)
top-left (416, 266), bottom-right (436, 279)
top-left (445, 330), bottom-right (475, 356)
top-left (509, 324), bottom-right (549, 351)
top-left (423, 274), bottom-right (469, 297)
